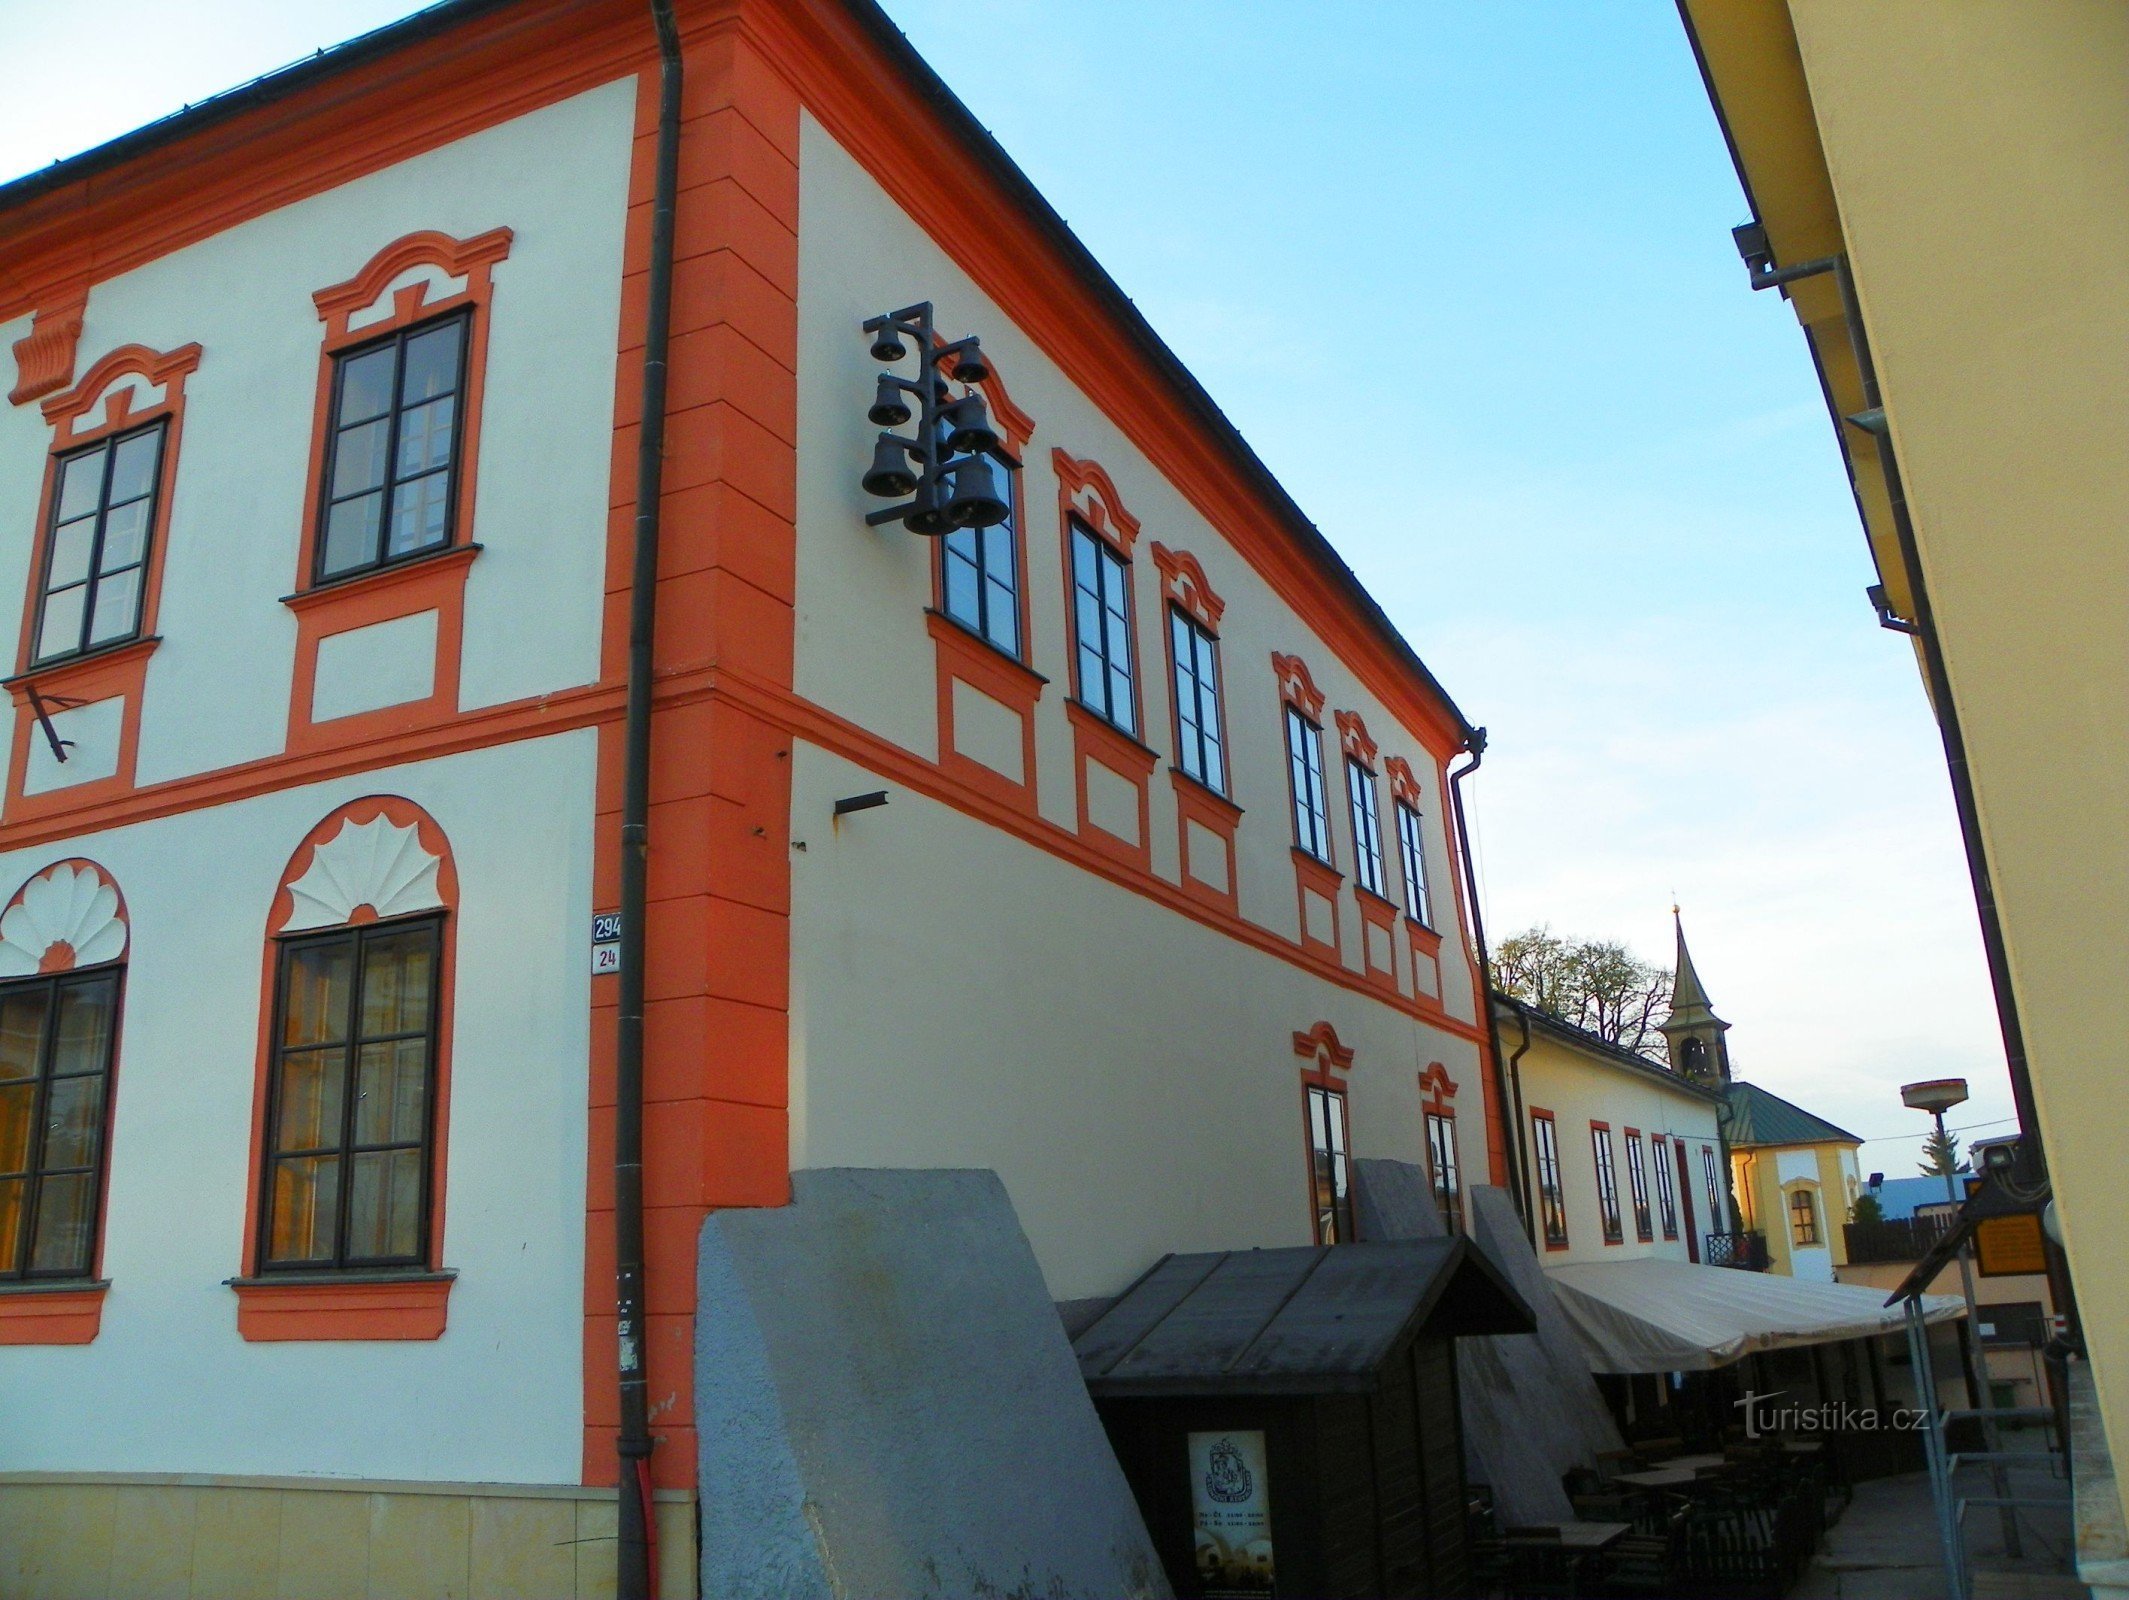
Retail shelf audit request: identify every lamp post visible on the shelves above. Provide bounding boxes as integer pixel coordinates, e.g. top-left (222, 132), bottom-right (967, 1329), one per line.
top-left (1902, 1077), bottom-right (2021, 1559)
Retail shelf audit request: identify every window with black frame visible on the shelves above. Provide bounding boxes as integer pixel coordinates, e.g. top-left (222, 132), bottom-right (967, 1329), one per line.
top-left (1069, 519), bottom-right (1136, 735)
top-left (1346, 760), bottom-right (1386, 896)
top-left (1702, 1144), bottom-right (1726, 1234)
top-left (1169, 608), bottom-right (1224, 792)
top-left (316, 313), bottom-right (469, 583)
top-left (34, 423), bottom-right (164, 665)
top-left (1425, 1110), bottom-right (1461, 1234)
top-left (261, 916), bottom-right (442, 1270)
top-left (1592, 1125), bottom-right (1623, 1242)
top-left (1395, 799), bottom-right (1431, 926)
top-left (1626, 1131), bottom-right (1654, 1241)
top-left (1652, 1135), bottom-right (1678, 1238)
top-left (1532, 1112), bottom-right (1568, 1246)
top-left (0, 968), bottom-right (121, 1280)
top-left (1306, 1083), bottom-right (1353, 1245)
top-left (1286, 708), bottom-right (1332, 863)
top-left (939, 462), bottom-right (1020, 656)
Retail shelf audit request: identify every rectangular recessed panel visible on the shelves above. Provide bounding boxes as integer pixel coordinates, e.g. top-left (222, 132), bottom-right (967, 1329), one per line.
top-left (1366, 919), bottom-right (1394, 974)
top-left (311, 609), bottom-right (439, 724)
top-left (23, 696), bottom-right (124, 794)
top-left (949, 677), bottom-right (1023, 784)
top-left (1083, 757), bottom-right (1139, 846)
top-left (1302, 887), bottom-right (1337, 947)
top-left (1412, 949), bottom-right (1440, 997)
top-left (1184, 818), bottom-right (1229, 892)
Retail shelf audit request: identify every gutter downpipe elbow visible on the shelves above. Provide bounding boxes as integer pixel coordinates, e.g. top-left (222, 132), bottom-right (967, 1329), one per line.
top-left (617, 3), bottom-right (682, 1597)
top-left (1449, 728), bottom-right (1527, 1233)
top-left (1505, 996), bottom-right (1537, 1249)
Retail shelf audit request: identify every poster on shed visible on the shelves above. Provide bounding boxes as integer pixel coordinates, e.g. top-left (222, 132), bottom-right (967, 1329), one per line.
top-left (1188, 1430), bottom-right (1275, 1596)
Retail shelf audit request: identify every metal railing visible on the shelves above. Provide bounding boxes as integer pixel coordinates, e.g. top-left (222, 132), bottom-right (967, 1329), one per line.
top-left (1704, 1230), bottom-right (1770, 1270)
top-left (1844, 1212), bottom-right (1960, 1265)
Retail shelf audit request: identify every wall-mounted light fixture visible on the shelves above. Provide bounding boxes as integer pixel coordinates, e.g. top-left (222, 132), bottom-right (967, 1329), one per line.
top-left (858, 301), bottom-right (1011, 536)
top-left (833, 790), bottom-right (890, 817)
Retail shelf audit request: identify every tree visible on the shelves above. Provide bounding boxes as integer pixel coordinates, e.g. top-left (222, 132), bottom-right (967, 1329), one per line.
top-left (1920, 1125), bottom-right (1966, 1178)
top-left (1851, 1192), bottom-right (1884, 1226)
top-left (1494, 924), bottom-right (1674, 1060)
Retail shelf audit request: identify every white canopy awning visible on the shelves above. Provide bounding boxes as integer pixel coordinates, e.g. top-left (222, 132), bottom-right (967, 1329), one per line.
top-left (1546, 1257), bottom-right (1967, 1374)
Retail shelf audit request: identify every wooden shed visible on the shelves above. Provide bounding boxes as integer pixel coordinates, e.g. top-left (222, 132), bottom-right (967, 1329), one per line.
top-left (1074, 1238), bottom-right (1534, 1599)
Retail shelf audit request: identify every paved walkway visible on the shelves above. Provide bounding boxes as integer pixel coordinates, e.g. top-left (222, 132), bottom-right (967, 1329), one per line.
top-left (1794, 1469), bottom-right (2085, 1600)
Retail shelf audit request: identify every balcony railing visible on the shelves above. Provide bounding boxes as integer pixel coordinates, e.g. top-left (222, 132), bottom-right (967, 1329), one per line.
top-left (1843, 1212), bottom-right (1959, 1265)
top-left (1704, 1230), bottom-right (1769, 1270)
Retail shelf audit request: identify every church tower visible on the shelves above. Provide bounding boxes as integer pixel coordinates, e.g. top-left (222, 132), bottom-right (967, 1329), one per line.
top-left (1659, 909), bottom-right (1733, 1084)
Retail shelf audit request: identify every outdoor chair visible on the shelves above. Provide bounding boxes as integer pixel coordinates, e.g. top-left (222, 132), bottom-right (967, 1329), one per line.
top-left (1594, 1509), bottom-right (1687, 1596)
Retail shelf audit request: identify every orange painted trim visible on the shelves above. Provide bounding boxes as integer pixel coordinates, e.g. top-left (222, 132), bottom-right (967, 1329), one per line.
top-left (1169, 768), bottom-right (1240, 916)
top-left (237, 797), bottom-right (460, 1302)
top-left (7, 292), bottom-right (86, 407)
top-left (1052, 447), bottom-right (1140, 554)
top-left (928, 610), bottom-right (1044, 814)
top-left (1294, 1024), bottom-right (1354, 1244)
top-left (284, 544), bottom-right (479, 755)
top-left (1291, 847), bottom-right (1343, 964)
top-left (1271, 650), bottom-right (1326, 722)
top-left (1383, 754), bottom-right (1422, 810)
top-left (1067, 698), bottom-right (1156, 873)
top-left (0, 857), bottom-right (131, 974)
top-left (39, 341), bottom-right (203, 445)
top-left (230, 1274), bottom-right (453, 1341)
top-left (0, 1283), bottom-right (107, 1344)
top-left (1355, 886), bottom-right (1399, 994)
top-left (4, 639), bottom-right (158, 826)
top-left (1292, 1020), bottom-right (1355, 1074)
top-left (1333, 707), bottom-right (1378, 769)
top-left (312, 226), bottom-right (514, 339)
top-left (1419, 1060), bottom-right (1457, 1117)
top-left (1149, 541), bottom-right (1224, 632)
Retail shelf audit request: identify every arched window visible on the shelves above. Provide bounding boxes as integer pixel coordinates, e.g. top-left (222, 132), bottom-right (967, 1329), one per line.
top-left (0, 860), bottom-right (128, 1284)
top-left (253, 798), bottom-right (456, 1276)
top-left (1789, 1186), bottom-right (1821, 1247)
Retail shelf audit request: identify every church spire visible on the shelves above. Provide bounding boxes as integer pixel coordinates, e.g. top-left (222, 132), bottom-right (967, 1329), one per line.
top-left (1659, 907), bottom-right (1733, 1082)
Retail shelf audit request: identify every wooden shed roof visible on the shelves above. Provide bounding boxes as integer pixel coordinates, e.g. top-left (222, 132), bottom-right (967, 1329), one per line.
top-left (1074, 1237), bottom-right (1533, 1397)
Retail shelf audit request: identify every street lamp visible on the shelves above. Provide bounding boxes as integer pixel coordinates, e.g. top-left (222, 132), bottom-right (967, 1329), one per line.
top-left (1901, 1076), bottom-right (2022, 1557)
top-left (857, 301), bottom-right (1011, 536)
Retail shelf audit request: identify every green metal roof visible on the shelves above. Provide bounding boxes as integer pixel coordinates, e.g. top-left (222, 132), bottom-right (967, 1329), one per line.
top-left (1721, 1081), bottom-right (1861, 1148)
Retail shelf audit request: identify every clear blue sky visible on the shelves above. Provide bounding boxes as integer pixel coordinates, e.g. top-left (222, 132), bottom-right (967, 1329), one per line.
top-left (0, 0), bottom-right (2014, 1176)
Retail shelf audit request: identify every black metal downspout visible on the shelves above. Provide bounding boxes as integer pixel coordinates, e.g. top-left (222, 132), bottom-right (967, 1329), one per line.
top-left (1504, 996), bottom-right (1538, 1249)
top-left (1448, 729), bottom-right (1526, 1232)
top-left (617, 4), bottom-right (681, 1597)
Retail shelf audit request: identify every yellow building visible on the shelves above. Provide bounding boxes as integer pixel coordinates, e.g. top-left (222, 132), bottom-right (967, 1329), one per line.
top-left (1723, 1084), bottom-right (1861, 1282)
top-left (1678, 0), bottom-right (2128, 1571)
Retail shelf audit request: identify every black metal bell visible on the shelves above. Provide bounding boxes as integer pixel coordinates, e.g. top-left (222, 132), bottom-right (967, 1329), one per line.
top-left (951, 341), bottom-right (991, 384)
top-left (941, 393), bottom-right (998, 455)
top-left (869, 330), bottom-right (907, 362)
top-left (868, 374), bottom-right (912, 427)
top-left (861, 434), bottom-right (918, 498)
top-left (944, 454), bottom-right (1009, 529)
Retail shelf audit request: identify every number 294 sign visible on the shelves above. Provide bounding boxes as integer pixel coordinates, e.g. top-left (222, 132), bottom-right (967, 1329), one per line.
top-left (591, 912), bottom-right (623, 974)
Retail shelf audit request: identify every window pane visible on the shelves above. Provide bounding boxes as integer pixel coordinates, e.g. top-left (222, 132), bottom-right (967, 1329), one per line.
top-left (322, 493), bottom-right (384, 577)
top-left (0, 1177), bottom-right (21, 1271)
top-left (388, 473), bottom-right (450, 556)
top-left (1100, 552), bottom-right (1127, 615)
top-left (400, 321), bottom-right (463, 405)
top-left (40, 1075), bottom-right (103, 1170)
top-left (98, 499), bottom-right (149, 573)
top-left (51, 982), bottom-right (113, 1078)
top-left (37, 585), bottom-right (85, 660)
top-left (275, 1047), bottom-right (346, 1153)
top-left (283, 942), bottom-right (354, 1048)
top-left (1201, 734), bottom-right (1224, 795)
top-left (1071, 530), bottom-right (1096, 593)
top-left (47, 518), bottom-right (94, 589)
top-left (28, 1173), bottom-right (93, 1274)
top-left (1107, 666), bottom-right (1134, 734)
top-left (943, 542), bottom-right (980, 625)
top-left (108, 431), bottom-right (160, 504)
top-left (395, 395), bottom-right (456, 477)
top-left (0, 988), bottom-right (50, 1083)
top-left (87, 568), bottom-right (142, 647)
top-left (0, 1082), bottom-right (33, 1173)
top-left (983, 576), bottom-right (1017, 653)
top-left (338, 346), bottom-right (397, 425)
top-left (56, 448), bottom-right (106, 525)
top-left (267, 1155), bottom-right (341, 1263)
top-left (332, 418), bottom-right (391, 498)
top-left (360, 931), bottom-right (434, 1037)
top-left (347, 1148), bottom-right (422, 1260)
top-left (979, 521), bottom-right (1014, 586)
top-left (354, 1039), bottom-right (428, 1147)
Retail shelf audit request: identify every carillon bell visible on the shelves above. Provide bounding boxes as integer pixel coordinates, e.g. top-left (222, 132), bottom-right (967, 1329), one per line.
top-left (951, 341), bottom-right (991, 384)
top-left (869, 329), bottom-right (908, 362)
top-left (861, 434), bottom-right (918, 499)
top-left (941, 393), bottom-right (998, 455)
top-left (944, 454), bottom-right (1009, 529)
top-left (868, 374), bottom-right (912, 427)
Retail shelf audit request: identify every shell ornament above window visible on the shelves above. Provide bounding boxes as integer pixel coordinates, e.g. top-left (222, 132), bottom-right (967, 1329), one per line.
top-left (284, 813), bottom-right (446, 931)
top-left (0, 861), bottom-right (127, 976)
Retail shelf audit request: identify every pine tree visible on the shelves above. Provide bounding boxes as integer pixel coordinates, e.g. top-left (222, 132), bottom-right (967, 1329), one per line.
top-left (1920, 1125), bottom-right (1964, 1178)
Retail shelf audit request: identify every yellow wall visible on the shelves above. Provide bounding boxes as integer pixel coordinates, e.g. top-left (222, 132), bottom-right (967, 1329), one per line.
top-left (1684, 0), bottom-right (2129, 1530)
top-left (0, 1476), bottom-right (697, 1600)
